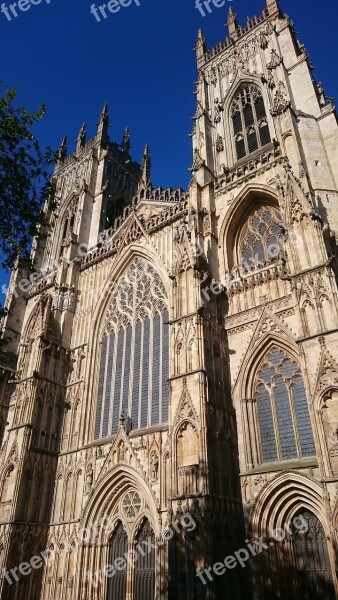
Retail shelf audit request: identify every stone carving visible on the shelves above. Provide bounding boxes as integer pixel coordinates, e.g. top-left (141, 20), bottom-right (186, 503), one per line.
top-left (328, 423), bottom-right (338, 450)
top-left (190, 148), bottom-right (204, 172)
top-left (214, 98), bottom-right (224, 124)
top-left (216, 134), bottom-right (224, 153)
top-left (85, 466), bottom-right (93, 494)
top-left (118, 442), bottom-right (126, 462)
top-left (150, 453), bottom-right (159, 480)
top-left (267, 49), bottom-right (283, 70)
top-left (259, 30), bottom-right (269, 50)
top-left (210, 66), bottom-right (217, 86)
top-left (271, 82), bottom-right (291, 116)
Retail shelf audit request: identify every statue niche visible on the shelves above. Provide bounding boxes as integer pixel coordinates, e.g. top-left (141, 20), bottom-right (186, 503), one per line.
top-left (176, 422), bottom-right (199, 496)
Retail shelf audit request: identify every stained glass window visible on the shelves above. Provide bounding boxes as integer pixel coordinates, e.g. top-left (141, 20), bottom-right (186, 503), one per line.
top-left (231, 85), bottom-right (271, 161)
top-left (255, 346), bottom-right (315, 463)
top-left (95, 258), bottom-right (169, 439)
top-left (239, 204), bottom-right (284, 270)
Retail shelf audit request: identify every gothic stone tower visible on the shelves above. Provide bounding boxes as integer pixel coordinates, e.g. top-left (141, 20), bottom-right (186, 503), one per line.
top-left (0, 1), bottom-right (338, 599)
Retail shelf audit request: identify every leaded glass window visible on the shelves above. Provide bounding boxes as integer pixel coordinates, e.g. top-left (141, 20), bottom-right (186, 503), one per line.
top-left (239, 204), bottom-right (284, 270)
top-left (255, 347), bottom-right (315, 463)
top-left (95, 258), bottom-right (169, 440)
top-left (292, 510), bottom-right (335, 598)
top-left (122, 491), bottom-right (141, 519)
top-left (231, 85), bottom-right (271, 161)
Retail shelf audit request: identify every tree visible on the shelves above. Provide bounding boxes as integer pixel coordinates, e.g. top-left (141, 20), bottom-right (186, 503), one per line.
top-left (0, 83), bottom-right (57, 273)
top-left (0, 83), bottom-right (57, 348)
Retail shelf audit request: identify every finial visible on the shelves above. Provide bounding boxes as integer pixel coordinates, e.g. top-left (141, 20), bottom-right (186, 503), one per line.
top-left (100, 103), bottom-right (109, 121)
top-left (141, 144), bottom-right (151, 187)
top-left (226, 7), bottom-right (239, 36)
top-left (57, 136), bottom-right (67, 162)
top-left (195, 28), bottom-right (207, 65)
top-left (119, 409), bottom-right (125, 427)
top-left (97, 103), bottom-right (109, 146)
top-left (76, 123), bottom-right (86, 152)
top-left (266, 0), bottom-right (280, 17)
top-left (196, 28), bottom-right (206, 48)
top-left (122, 128), bottom-right (131, 155)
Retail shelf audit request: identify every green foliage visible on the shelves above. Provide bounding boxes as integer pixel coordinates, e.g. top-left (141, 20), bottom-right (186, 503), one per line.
top-left (0, 82), bottom-right (58, 273)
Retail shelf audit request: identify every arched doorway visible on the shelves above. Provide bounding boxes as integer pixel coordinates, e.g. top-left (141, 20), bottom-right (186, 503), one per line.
top-left (292, 510), bottom-right (335, 599)
top-left (107, 522), bottom-right (128, 600)
top-left (134, 519), bottom-right (156, 600)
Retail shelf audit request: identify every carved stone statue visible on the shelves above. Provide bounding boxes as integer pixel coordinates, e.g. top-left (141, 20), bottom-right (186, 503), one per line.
top-left (151, 454), bottom-right (159, 480)
top-left (118, 442), bottom-right (126, 462)
top-left (328, 422), bottom-right (338, 450)
top-left (86, 466), bottom-right (93, 494)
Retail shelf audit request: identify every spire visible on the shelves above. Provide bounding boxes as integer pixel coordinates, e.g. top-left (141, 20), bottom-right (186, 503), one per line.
top-left (122, 128), bottom-right (131, 155)
top-left (266, 0), bottom-right (280, 17)
top-left (76, 123), bottom-right (86, 152)
top-left (140, 144), bottom-right (151, 188)
top-left (100, 102), bottom-right (109, 121)
top-left (195, 28), bottom-right (207, 66)
top-left (57, 136), bottom-right (67, 162)
top-left (96, 103), bottom-right (109, 146)
top-left (226, 7), bottom-right (239, 37)
top-left (196, 28), bottom-right (206, 51)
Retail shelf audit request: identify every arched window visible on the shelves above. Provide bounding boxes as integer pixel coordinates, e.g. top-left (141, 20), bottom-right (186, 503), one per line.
top-left (255, 346), bottom-right (315, 463)
top-left (238, 204), bottom-right (284, 270)
top-left (292, 510), bottom-right (335, 598)
top-left (231, 84), bottom-right (271, 161)
top-left (95, 258), bottom-right (169, 440)
top-left (107, 522), bottom-right (128, 600)
top-left (134, 519), bottom-right (155, 600)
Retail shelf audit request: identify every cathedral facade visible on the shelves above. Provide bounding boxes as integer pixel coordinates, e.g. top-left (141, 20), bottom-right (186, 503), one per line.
top-left (1, 1), bottom-right (338, 598)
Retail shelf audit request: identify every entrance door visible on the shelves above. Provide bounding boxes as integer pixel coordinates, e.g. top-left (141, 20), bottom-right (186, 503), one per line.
top-left (292, 510), bottom-right (335, 599)
top-left (107, 521), bottom-right (128, 600)
top-left (134, 519), bottom-right (156, 600)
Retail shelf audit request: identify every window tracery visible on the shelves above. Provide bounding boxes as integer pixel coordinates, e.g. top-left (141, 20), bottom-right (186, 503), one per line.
top-left (231, 85), bottom-right (271, 161)
top-left (254, 346), bottom-right (315, 463)
top-left (238, 204), bottom-right (284, 270)
top-left (122, 491), bottom-right (141, 519)
top-left (95, 258), bottom-right (169, 440)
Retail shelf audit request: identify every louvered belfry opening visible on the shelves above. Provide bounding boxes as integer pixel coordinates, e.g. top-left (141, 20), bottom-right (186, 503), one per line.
top-left (107, 522), bottom-right (128, 600)
top-left (231, 84), bottom-right (271, 161)
top-left (133, 519), bottom-right (156, 600)
top-left (95, 258), bottom-right (169, 439)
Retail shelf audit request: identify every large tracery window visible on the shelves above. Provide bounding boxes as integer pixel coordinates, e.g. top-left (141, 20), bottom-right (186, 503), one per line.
top-left (255, 347), bottom-right (316, 464)
top-left (238, 204), bottom-right (284, 270)
top-left (95, 258), bottom-right (169, 439)
top-left (231, 85), bottom-right (271, 161)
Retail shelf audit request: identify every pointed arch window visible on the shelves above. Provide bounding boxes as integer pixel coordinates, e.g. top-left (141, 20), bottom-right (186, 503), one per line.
top-left (231, 85), bottom-right (271, 161)
top-left (107, 522), bottom-right (128, 600)
top-left (238, 204), bottom-right (284, 271)
top-left (291, 510), bottom-right (335, 597)
top-left (95, 258), bottom-right (169, 440)
top-left (254, 346), bottom-right (315, 463)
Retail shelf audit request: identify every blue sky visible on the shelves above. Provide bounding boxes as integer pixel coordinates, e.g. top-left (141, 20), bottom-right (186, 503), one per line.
top-left (1, 0), bottom-right (338, 294)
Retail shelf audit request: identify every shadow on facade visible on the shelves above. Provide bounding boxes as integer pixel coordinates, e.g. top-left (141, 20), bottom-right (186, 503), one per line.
top-left (249, 535), bottom-right (336, 600)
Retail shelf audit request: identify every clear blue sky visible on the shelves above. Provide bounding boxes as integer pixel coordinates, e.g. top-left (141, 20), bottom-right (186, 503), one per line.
top-left (1, 0), bottom-right (338, 294)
